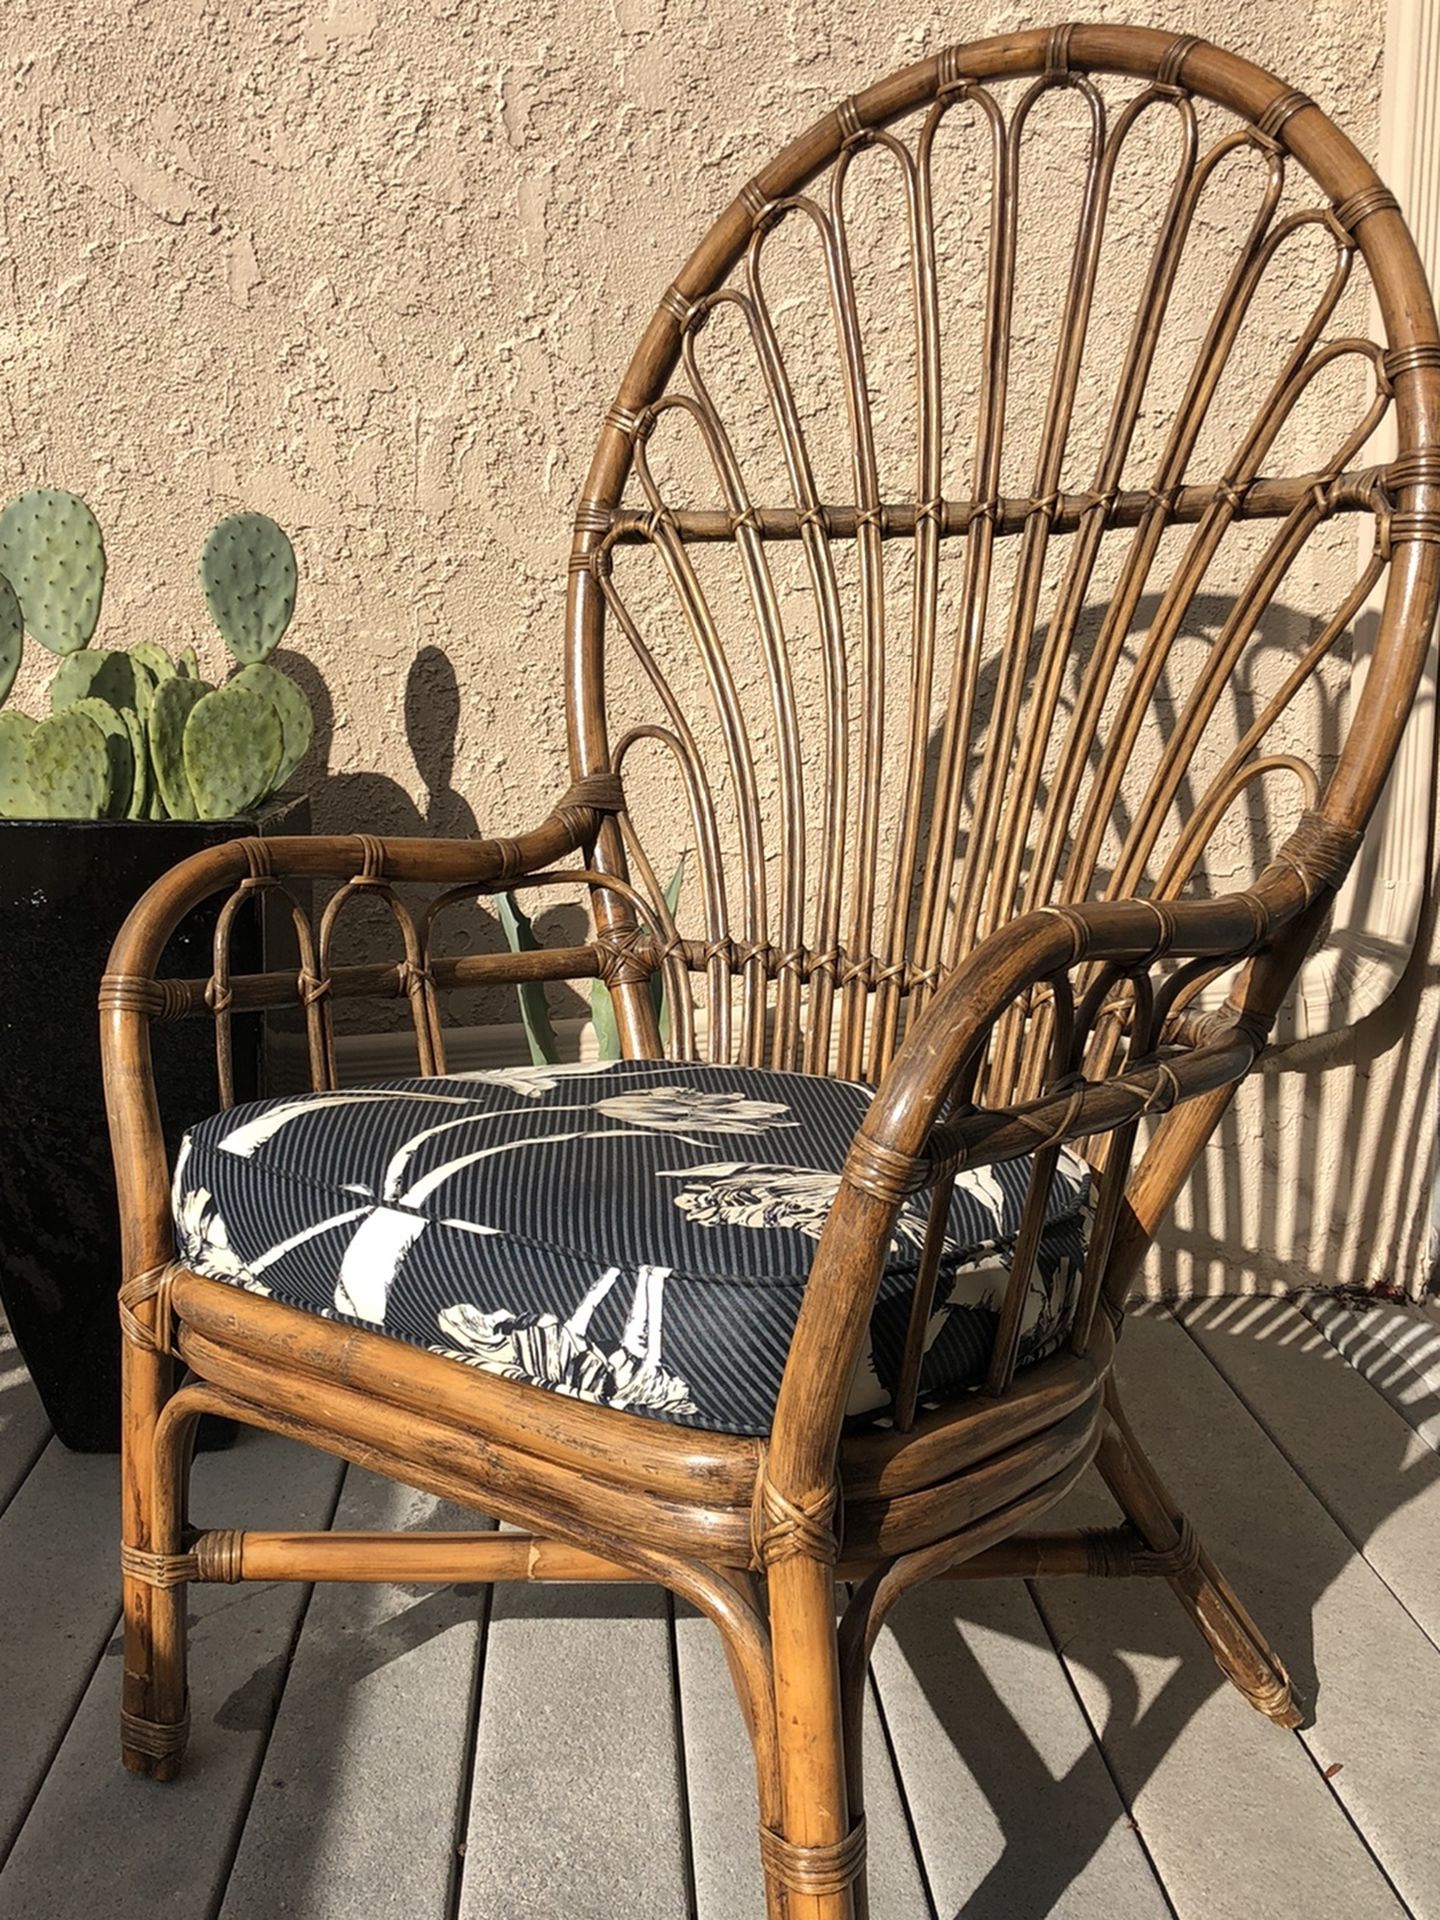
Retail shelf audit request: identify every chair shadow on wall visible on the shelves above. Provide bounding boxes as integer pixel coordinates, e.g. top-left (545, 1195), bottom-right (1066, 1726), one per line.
top-left (223, 599), bottom-right (1438, 1916)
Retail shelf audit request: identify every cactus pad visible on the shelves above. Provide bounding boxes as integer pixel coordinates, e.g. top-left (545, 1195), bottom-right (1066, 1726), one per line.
top-left (71, 696), bottom-right (135, 818)
top-left (233, 661), bottom-right (313, 791)
top-left (176, 644), bottom-right (199, 677)
top-left (0, 489), bottom-right (105, 655)
top-left (200, 513), bottom-right (296, 664)
top-left (49, 647), bottom-right (138, 715)
top-left (183, 684), bottom-right (282, 819)
top-left (130, 641), bottom-right (176, 685)
top-left (120, 705), bottom-right (150, 818)
top-left (0, 575), bottom-right (21, 707)
top-left (24, 707), bottom-right (110, 818)
top-left (149, 675), bottom-right (210, 820)
top-left (130, 653), bottom-right (157, 729)
top-left (0, 710), bottom-right (38, 816)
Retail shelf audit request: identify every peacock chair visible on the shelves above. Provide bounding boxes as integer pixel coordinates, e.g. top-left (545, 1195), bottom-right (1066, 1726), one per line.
top-left (103, 23), bottom-right (1439, 1919)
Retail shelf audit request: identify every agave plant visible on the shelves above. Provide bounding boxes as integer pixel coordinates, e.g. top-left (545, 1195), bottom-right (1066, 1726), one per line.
top-left (496, 852), bottom-right (687, 1063)
top-left (0, 488), bottom-right (311, 821)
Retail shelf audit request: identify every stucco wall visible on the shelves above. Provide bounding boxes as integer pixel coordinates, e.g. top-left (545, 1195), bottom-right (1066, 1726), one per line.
top-left (2, 0), bottom-right (1433, 1294)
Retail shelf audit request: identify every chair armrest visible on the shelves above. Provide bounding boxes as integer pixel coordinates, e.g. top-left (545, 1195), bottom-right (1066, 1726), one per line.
top-left (103, 772), bottom-right (623, 987)
top-left (851, 807), bottom-right (1363, 1188)
top-left (765, 809), bottom-right (1363, 1497)
top-left (99, 775), bottom-right (630, 1331)
top-left (849, 893), bottom-right (1270, 1202)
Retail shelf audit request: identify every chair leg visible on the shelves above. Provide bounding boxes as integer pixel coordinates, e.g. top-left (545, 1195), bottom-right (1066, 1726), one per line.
top-left (120, 1337), bottom-right (194, 1779)
top-left (763, 1555), bottom-right (865, 1920)
top-left (714, 1621), bottom-right (788, 1920)
top-left (1098, 1380), bottom-right (1304, 1728)
top-left (837, 1578), bottom-right (881, 1920)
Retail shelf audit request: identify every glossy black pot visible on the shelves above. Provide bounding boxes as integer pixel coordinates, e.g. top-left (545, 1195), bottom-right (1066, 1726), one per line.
top-left (0, 795), bottom-right (309, 1450)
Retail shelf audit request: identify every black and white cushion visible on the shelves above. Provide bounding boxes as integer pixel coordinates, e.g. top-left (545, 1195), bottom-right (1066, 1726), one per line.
top-left (172, 1060), bottom-right (1096, 1437)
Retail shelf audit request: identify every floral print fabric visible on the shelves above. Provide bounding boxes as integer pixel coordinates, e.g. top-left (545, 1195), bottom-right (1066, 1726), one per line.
top-left (173, 1059), bottom-right (1096, 1436)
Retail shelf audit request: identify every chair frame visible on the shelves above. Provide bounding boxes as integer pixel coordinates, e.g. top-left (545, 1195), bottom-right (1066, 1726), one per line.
top-left (102, 26), bottom-right (1439, 1920)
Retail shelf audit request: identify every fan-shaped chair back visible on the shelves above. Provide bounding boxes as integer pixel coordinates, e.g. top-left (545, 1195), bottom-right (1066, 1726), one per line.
top-left (565, 23), bottom-right (1440, 1102)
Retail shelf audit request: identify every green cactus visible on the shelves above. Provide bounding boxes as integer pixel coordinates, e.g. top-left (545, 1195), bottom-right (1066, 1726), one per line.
top-left (130, 652), bottom-right (158, 730)
top-left (0, 575), bottom-right (21, 707)
top-left (0, 710), bottom-right (38, 816)
top-left (129, 641), bottom-right (177, 686)
top-left (71, 696), bottom-right (135, 818)
top-left (0, 492), bottom-right (306, 824)
top-left (183, 684), bottom-right (282, 819)
top-left (24, 707), bottom-right (110, 817)
top-left (119, 705), bottom-right (150, 819)
top-left (49, 647), bottom-right (138, 715)
top-left (200, 513), bottom-right (296, 665)
top-left (149, 675), bottom-right (210, 820)
top-left (233, 661), bottom-right (313, 791)
top-left (0, 489), bottom-right (105, 655)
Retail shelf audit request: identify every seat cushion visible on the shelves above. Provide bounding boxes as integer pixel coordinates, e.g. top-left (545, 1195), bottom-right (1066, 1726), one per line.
top-left (172, 1059), bottom-right (1095, 1437)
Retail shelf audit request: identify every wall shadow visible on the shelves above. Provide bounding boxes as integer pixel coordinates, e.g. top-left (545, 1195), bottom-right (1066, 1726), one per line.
top-left (286, 578), bottom-right (1436, 1292)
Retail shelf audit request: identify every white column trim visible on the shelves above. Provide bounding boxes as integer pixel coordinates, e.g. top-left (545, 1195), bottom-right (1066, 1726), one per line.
top-left (1278, 0), bottom-right (1439, 1046)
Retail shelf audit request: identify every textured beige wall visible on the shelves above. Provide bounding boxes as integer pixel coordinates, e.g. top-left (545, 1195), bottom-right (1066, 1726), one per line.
top-left (1, 0), bottom-right (1433, 1293)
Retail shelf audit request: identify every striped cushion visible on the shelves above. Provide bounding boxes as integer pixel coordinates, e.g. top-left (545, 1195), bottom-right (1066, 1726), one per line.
top-left (172, 1060), bottom-right (1095, 1437)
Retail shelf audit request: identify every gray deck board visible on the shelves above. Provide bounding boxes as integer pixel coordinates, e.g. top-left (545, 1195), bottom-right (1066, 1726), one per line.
top-left (869, 1578), bottom-right (1170, 1920)
top-left (457, 1583), bottom-right (691, 1920)
top-left (1177, 1297), bottom-right (1440, 1918)
top-left (1302, 1296), bottom-right (1440, 1455)
top-left (1037, 1307), bottom-right (1409, 1920)
top-left (2, 1298), bottom-right (1437, 1919)
top-left (0, 1432), bottom-right (345, 1920)
top-left (0, 1440), bottom-right (128, 1867)
top-left (1180, 1297), bottom-right (1440, 1650)
top-left (218, 1469), bottom-right (493, 1920)
top-left (0, 1322), bottom-right (48, 1518)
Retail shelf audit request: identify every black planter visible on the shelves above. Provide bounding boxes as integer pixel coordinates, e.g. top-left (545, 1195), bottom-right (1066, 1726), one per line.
top-left (0, 794), bottom-right (309, 1451)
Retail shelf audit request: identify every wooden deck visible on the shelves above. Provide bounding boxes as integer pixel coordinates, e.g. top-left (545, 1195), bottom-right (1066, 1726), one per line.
top-left (2, 1294), bottom-right (1438, 1920)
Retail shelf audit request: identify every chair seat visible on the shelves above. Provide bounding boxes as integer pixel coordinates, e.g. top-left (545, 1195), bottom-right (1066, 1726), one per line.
top-left (171, 1060), bottom-right (1096, 1436)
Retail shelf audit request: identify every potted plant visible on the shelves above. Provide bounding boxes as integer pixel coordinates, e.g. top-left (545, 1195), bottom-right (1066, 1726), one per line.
top-left (0, 489), bottom-right (313, 1448)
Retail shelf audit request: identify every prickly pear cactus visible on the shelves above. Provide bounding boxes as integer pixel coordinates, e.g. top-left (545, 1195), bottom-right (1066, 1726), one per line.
top-left (0, 489), bottom-right (105, 655)
top-left (0, 575), bottom-right (20, 707)
top-left (200, 513), bottom-right (296, 665)
top-left (119, 705), bottom-right (150, 819)
top-left (0, 710), bottom-right (37, 816)
top-left (233, 661), bottom-right (313, 791)
top-left (184, 684), bottom-right (282, 819)
top-left (1, 490), bottom-right (306, 823)
top-left (149, 675), bottom-right (210, 820)
top-left (70, 696), bottom-right (135, 818)
top-left (48, 648), bottom-right (138, 715)
top-left (129, 641), bottom-right (176, 687)
top-left (24, 707), bottom-right (110, 817)
top-left (130, 652), bottom-right (158, 730)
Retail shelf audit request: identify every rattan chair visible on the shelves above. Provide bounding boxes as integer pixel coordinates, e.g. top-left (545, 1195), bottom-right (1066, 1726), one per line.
top-left (103, 25), bottom-right (1439, 1919)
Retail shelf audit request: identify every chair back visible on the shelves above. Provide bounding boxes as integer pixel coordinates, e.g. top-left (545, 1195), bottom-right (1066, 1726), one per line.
top-left (565, 25), bottom-right (1440, 1100)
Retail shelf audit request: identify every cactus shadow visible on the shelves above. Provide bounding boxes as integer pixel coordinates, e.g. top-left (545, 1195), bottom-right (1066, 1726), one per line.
top-left (287, 645), bottom-right (593, 1028)
top-left (406, 645), bottom-right (480, 837)
top-left (288, 644), bottom-right (482, 842)
top-left (271, 648), bottom-right (418, 841)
